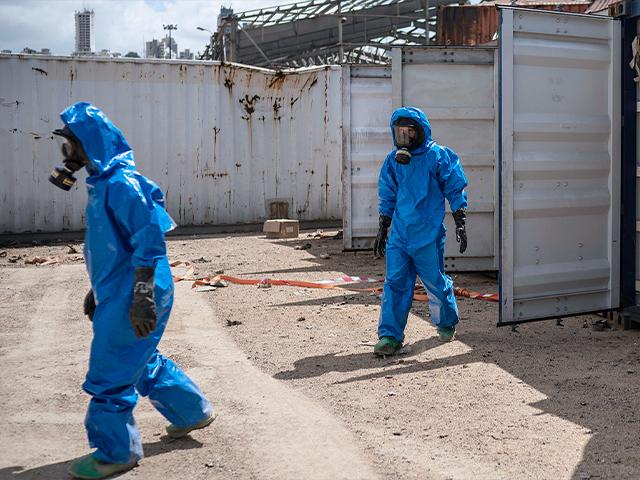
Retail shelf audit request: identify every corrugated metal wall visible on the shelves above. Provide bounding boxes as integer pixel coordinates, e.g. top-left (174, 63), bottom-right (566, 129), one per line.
top-left (0, 56), bottom-right (342, 233)
top-left (342, 65), bottom-right (393, 250)
top-left (436, 4), bottom-right (590, 46)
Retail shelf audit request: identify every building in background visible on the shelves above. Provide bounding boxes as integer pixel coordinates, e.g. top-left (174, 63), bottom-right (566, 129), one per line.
top-left (145, 36), bottom-right (178, 59)
top-left (145, 39), bottom-right (162, 58)
top-left (75, 9), bottom-right (95, 55)
top-left (179, 49), bottom-right (194, 60)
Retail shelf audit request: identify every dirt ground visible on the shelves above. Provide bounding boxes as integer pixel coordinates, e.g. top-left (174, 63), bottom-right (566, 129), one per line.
top-left (1, 230), bottom-right (640, 480)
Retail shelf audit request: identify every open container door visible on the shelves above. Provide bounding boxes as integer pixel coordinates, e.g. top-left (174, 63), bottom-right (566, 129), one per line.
top-left (499, 8), bottom-right (621, 326)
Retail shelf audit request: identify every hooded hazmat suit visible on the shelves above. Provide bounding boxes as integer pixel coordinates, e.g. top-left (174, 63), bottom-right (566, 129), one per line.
top-left (60, 102), bottom-right (212, 464)
top-left (378, 106), bottom-right (468, 342)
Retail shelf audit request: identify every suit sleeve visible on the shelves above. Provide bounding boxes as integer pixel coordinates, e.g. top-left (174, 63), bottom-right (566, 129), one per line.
top-left (106, 175), bottom-right (167, 268)
top-left (436, 146), bottom-right (468, 213)
top-left (378, 155), bottom-right (398, 217)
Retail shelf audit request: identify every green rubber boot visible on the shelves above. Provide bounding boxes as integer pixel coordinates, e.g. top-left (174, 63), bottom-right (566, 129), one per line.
top-left (68, 454), bottom-right (136, 480)
top-left (437, 326), bottom-right (456, 342)
top-left (166, 412), bottom-right (217, 439)
top-left (373, 336), bottom-right (402, 356)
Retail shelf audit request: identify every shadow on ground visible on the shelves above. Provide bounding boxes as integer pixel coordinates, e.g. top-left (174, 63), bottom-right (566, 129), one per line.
top-left (274, 302), bottom-right (640, 479)
top-left (0, 437), bottom-right (203, 480)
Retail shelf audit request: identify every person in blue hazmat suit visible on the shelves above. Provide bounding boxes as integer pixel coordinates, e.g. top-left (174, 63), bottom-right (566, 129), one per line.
top-left (48, 102), bottom-right (214, 479)
top-left (373, 106), bottom-right (468, 356)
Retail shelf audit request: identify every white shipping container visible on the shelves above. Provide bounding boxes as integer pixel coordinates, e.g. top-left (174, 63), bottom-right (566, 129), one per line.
top-left (0, 56), bottom-right (342, 233)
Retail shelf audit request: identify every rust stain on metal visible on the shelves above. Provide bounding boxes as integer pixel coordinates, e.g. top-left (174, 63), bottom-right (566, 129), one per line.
top-left (239, 94), bottom-right (260, 116)
top-left (223, 67), bottom-right (235, 91)
top-left (31, 67), bottom-right (48, 76)
top-left (0, 99), bottom-right (22, 108)
top-left (298, 73), bottom-right (318, 94)
top-left (202, 171), bottom-right (229, 179)
top-left (436, 3), bottom-right (589, 46)
top-left (268, 70), bottom-right (286, 89)
top-left (273, 97), bottom-right (282, 119)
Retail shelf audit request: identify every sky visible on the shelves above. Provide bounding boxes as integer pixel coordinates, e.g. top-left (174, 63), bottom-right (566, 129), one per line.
top-left (1, 0), bottom-right (294, 57)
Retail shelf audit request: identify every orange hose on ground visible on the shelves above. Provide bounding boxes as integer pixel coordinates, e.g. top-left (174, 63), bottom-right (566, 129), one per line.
top-left (189, 274), bottom-right (499, 303)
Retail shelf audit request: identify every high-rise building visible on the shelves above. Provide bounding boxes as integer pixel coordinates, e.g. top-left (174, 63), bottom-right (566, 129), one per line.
top-left (161, 35), bottom-right (178, 59)
top-left (179, 49), bottom-right (194, 60)
top-left (145, 36), bottom-right (178, 59)
top-left (145, 39), bottom-right (163, 58)
top-left (75, 9), bottom-right (95, 55)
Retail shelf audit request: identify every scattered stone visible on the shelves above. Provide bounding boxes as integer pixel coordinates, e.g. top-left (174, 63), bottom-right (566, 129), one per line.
top-left (8, 255), bottom-right (21, 263)
top-left (319, 253), bottom-right (331, 259)
top-left (387, 391), bottom-right (397, 397)
top-left (195, 286), bottom-right (217, 292)
top-left (392, 431), bottom-right (402, 436)
top-left (215, 269), bottom-right (225, 274)
top-left (296, 316), bottom-right (306, 322)
top-left (25, 256), bottom-right (60, 265)
top-left (67, 244), bottom-right (79, 254)
top-left (294, 243), bottom-right (312, 251)
top-left (192, 256), bottom-right (210, 263)
top-left (627, 369), bottom-right (635, 374)
top-left (0, 251), bottom-right (7, 258)
top-left (226, 319), bottom-right (242, 326)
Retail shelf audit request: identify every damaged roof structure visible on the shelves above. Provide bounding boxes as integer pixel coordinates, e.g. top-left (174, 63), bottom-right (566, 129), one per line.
top-left (199, 0), bottom-right (599, 66)
top-left (198, 0), bottom-right (461, 67)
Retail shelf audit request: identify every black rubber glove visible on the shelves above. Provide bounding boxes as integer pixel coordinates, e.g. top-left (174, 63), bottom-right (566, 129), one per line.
top-left (373, 215), bottom-right (392, 257)
top-left (129, 267), bottom-right (157, 338)
top-left (452, 209), bottom-right (467, 254)
top-left (83, 289), bottom-right (96, 321)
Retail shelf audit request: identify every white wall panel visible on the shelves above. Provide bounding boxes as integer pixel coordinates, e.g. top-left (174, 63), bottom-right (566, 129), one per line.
top-left (499, 9), bottom-right (620, 324)
top-left (0, 56), bottom-right (342, 233)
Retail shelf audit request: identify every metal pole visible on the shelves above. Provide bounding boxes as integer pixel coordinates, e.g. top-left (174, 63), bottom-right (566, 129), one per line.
top-left (338, 1), bottom-right (344, 64)
top-left (338, 18), bottom-right (344, 63)
top-left (424, 0), bottom-right (430, 45)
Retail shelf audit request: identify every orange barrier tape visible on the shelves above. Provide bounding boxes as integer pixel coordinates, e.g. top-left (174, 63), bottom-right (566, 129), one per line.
top-left (189, 273), bottom-right (499, 303)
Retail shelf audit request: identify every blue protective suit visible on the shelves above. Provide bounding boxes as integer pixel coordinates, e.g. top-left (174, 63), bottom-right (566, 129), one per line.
top-left (378, 107), bottom-right (468, 342)
top-left (60, 102), bottom-right (212, 464)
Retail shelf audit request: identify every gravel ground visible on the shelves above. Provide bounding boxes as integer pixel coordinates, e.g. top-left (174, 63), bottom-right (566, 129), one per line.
top-left (1, 229), bottom-right (640, 479)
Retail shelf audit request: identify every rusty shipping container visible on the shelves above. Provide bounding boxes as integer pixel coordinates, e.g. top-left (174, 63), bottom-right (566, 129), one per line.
top-left (436, 3), bottom-right (591, 46)
top-left (0, 56), bottom-right (342, 234)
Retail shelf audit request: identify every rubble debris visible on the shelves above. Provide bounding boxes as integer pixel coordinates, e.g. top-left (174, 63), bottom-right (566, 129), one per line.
top-left (192, 257), bottom-right (210, 263)
top-left (0, 251), bottom-right (7, 258)
top-left (195, 286), bottom-right (217, 292)
top-left (319, 253), bottom-right (331, 259)
top-left (591, 319), bottom-right (611, 332)
top-left (309, 229), bottom-right (344, 240)
top-left (170, 261), bottom-right (196, 282)
top-left (8, 255), bottom-right (22, 263)
top-left (67, 245), bottom-right (79, 254)
top-left (296, 316), bottom-right (306, 322)
top-left (257, 278), bottom-right (272, 288)
top-left (25, 256), bottom-right (60, 265)
top-left (226, 319), bottom-right (243, 326)
top-left (294, 243), bottom-right (312, 251)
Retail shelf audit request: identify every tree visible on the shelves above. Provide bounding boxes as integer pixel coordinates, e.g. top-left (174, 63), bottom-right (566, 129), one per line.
top-left (124, 51), bottom-right (140, 58)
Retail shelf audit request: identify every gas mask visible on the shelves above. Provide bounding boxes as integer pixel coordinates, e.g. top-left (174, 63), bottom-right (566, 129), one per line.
top-left (393, 118), bottom-right (425, 165)
top-left (49, 127), bottom-right (88, 191)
